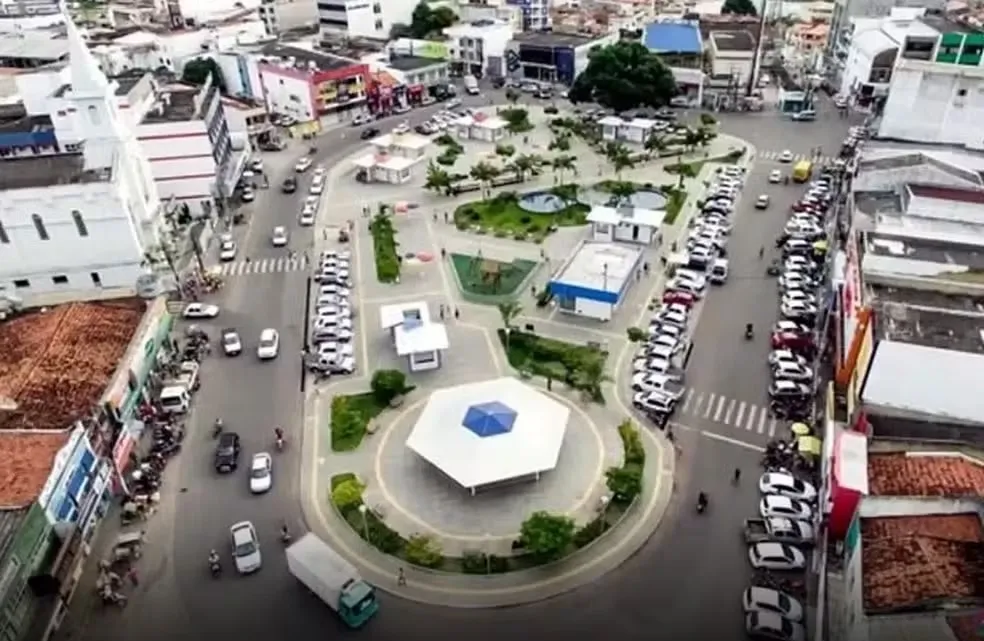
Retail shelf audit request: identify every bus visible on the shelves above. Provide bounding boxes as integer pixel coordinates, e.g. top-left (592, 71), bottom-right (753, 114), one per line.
top-left (792, 160), bottom-right (813, 183)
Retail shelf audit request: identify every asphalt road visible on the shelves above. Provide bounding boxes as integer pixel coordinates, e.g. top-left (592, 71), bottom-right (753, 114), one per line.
top-left (75, 94), bottom-right (854, 641)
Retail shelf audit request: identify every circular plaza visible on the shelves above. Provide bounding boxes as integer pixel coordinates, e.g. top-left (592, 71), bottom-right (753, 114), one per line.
top-left (373, 377), bottom-right (621, 540)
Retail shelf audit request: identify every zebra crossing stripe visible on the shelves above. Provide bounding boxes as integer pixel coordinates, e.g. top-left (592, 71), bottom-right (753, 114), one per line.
top-left (757, 411), bottom-right (768, 434)
top-left (703, 393), bottom-right (716, 419)
top-left (714, 396), bottom-right (726, 422)
top-left (735, 401), bottom-right (746, 428)
top-left (768, 419), bottom-right (777, 438)
top-left (683, 389), bottom-right (695, 413)
top-left (724, 399), bottom-right (736, 425)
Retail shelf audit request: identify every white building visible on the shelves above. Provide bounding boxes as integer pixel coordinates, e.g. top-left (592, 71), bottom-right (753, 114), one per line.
top-left (379, 302), bottom-right (449, 372)
top-left (90, 32), bottom-right (177, 77)
top-left (587, 205), bottom-right (665, 245)
top-left (221, 96), bottom-right (274, 143)
top-left (318, 0), bottom-right (417, 39)
top-left (706, 31), bottom-right (756, 90)
top-left (454, 112), bottom-right (506, 142)
top-left (259, 0), bottom-right (318, 35)
top-left (598, 115), bottom-right (658, 145)
top-left (443, 20), bottom-right (514, 77)
top-left (353, 132), bottom-right (430, 183)
top-left (0, 16), bottom-right (162, 301)
top-left (547, 241), bottom-right (643, 321)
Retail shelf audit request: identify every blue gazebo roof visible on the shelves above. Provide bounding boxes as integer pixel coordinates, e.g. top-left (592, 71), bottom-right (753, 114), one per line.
top-left (461, 401), bottom-right (517, 437)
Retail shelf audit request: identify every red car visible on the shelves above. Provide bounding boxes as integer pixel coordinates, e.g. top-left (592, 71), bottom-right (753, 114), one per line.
top-left (771, 331), bottom-right (815, 351)
top-left (663, 290), bottom-right (697, 307)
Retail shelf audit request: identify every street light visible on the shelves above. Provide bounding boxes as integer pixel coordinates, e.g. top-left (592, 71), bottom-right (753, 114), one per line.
top-left (485, 533), bottom-right (493, 575)
top-left (358, 504), bottom-right (370, 542)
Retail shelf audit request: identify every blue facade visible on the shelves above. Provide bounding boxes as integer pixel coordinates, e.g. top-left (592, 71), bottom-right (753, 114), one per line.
top-left (0, 129), bottom-right (57, 150)
top-left (37, 427), bottom-right (105, 529)
top-left (236, 55), bottom-right (255, 99)
top-left (643, 23), bottom-right (703, 54)
top-left (555, 47), bottom-right (575, 84)
top-left (547, 281), bottom-right (620, 305)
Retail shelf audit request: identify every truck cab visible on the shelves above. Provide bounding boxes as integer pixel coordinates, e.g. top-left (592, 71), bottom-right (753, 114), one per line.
top-left (286, 533), bottom-right (379, 627)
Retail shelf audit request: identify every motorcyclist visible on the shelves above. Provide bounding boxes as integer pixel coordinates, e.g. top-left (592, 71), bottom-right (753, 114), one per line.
top-left (733, 468), bottom-right (741, 483)
top-left (208, 550), bottom-right (220, 567)
top-left (280, 523), bottom-right (291, 542)
top-left (697, 492), bottom-right (708, 508)
top-left (745, 323), bottom-right (754, 338)
top-left (274, 427), bottom-right (284, 440)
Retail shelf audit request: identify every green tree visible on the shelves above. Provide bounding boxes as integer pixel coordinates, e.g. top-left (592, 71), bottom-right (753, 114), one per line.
top-left (700, 113), bottom-right (718, 127)
top-left (76, 0), bottom-right (102, 23)
top-left (404, 535), bottom-right (443, 568)
top-left (469, 161), bottom-right (500, 198)
top-left (331, 477), bottom-right (365, 513)
top-left (606, 466), bottom-right (643, 503)
top-left (721, 0), bottom-right (757, 15)
top-left (393, 2), bottom-right (458, 38)
top-left (569, 41), bottom-right (677, 112)
top-left (497, 301), bottom-right (523, 351)
top-left (644, 132), bottom-right (668, 158)
top-left (576, 357), bottom-right (611, 403)
top-left (548, 135), bottom-right (571, 152)
top-left (551, 155), bottom-right (577, 184)
top-left (495, 143), bottom-right (516, 159)
top-left (424, 162), bottom-right (453, 196)
top-left (370, 369), bottom-right (407, 405)
top-left (605, 180), bottom-right (637, 206)
top-left (604, 142), bottom-right (635, 178)
top-left (519, 511), bottom-right (576, 560)
top-left (626, 327), bottom-right (646, 342)
top-left (181, 57), bottom-right (226, 94)
top-left (508, 154), bottom-right (539, 182)
top-left (682, 128), bottom-right (703, 152)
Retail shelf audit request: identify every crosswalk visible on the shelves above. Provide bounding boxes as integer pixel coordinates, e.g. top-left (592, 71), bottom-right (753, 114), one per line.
top-left (757, 150), bottom-right (838, 166)
top-left (676, 389), bottom-right (779, 438)
top-left (214, 256), bottom-right (310, 277)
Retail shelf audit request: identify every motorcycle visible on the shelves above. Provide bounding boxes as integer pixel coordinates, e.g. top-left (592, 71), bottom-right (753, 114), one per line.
top-left (276, 437), bottom-right (284, 452)
top-left (209, 560), bottom-right (222, 578)
top-left (744, 324), bottom-right (754, 340)
top-left (696, 494), bottom-right (708, 514)
top-left (213, 419), bottom-right (224, 438)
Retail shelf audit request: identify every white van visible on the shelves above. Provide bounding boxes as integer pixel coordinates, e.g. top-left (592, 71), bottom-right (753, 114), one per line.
top-left (159, 385), bottom-right (191, 414)
top-left (464, 75), bottom-right (480, 95)
top-left (710, 258), bottom-right (729, 284)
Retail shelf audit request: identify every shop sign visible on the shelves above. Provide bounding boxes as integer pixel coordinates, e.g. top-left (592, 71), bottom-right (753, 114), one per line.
top-left (36, 427), bottom-right (86, 515)
top-left (416, 41), bottom-right (449, 60)
top-left (113, 431), bottom-right (136, 475)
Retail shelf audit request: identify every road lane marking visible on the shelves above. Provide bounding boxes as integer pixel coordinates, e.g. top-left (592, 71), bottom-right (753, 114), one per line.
top-left (701, 431), bottom-right (766, 452)
top-left (724, 399), bottom-right (736, 425)
top-left (758, 410), bottom-right (768, 434)
top-left (735, 401), bottom-right (746, 428)
top-left (768, 419), bottom-right (777, 437)
top-left (691, 392), bottom-right (703, 416)
top-left (703, 393), bottom-right (716, 418)
top-left (713, 396), bottom-right (726, 422)
top-left (745, 406), bottom-right (757, 431)
top-left (683, 388), bottom-right (694, 412)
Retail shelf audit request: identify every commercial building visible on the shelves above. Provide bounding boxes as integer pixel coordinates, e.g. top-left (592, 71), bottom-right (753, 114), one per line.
top-left (259, 0), bottom-right (318, 35)
top-left (353, 131), bottom-right (430, 183)
top-left (379, 302), bottom-right (449, 372)
top-left (504, 0), bottom-right (549, 32)
top-left (586, 204), bottom-right (665, 245)
top-left (598, 115), bottom-right (658, 144)
top-left (0, 20), bottom-right (165, 303)
top-left (406, 378), bottom-right (569, 494)
top-left (504, 31), bottom-right (615, 85)
top-left (0, 0), bottom-right (59, 17)
top-left (0, 32), bottom-right (67, 70)
top-left (547, 241), bottom-right (643, 321)
top-left (642, 21), bottom-right (704, 105)
top-left (318, 0), bottom-right (416, 39)
top-left (454, 111), bottom-right (506, 142)
top-left (444, 20), bottom-right (514, 78)
top-left (257, 43), bottom-right (369, 128)
top-left (220, 96), bottom-right (275, 144)
top-left (783, 21), bottom-right (829, 73)
top-left (705, 30), bottom-right (755, 97)
top-left (366, 54), bottom-right (449, 110)
top-left (836, 11), bottom-right (909, 106)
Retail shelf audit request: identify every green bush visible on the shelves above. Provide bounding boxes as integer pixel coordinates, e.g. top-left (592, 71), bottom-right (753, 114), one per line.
top-left (371, 369), bottom-right (408, 405)
top-left (495, 143), bottom-right (516, 157)
top-left (365, 512), bottom-right (403, 554)
top-left (519, 511), bottom-right (576, 561)
top-left (606, 465), bottom-right (643, 504)
top-left (462, 551), bottom-right (486, 574)
top-left (331, 477), bottom-right (365, 514)
top-left (404, 535), bottom-right (443, 568)
top-left (544, 105), bottom-right (559, 114)
top-left (618, 420), bottom-right (646, 466)
top-left (626, 327), bottom-right (645, 342)
top-left (435, 133), bottom-right (457, 147)
top-left (370, 214), bottom-right (400, 283)
top-left (725, 148), bottom-right (745, 161)
top-left (573, 516), bottom-right (606, 548)
top-left (330, 393), bottom-right (386, 451)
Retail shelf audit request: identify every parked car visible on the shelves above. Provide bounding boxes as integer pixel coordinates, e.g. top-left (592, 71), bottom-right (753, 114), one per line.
top-left (745, 611), bottom-right (806, 641)
top-left (743, 587), bottom-right (805, 622)
top-left (768, 380), bottom-right (812, 399)
top-left (748, 542), bottom-right (806, 571)
top-left (183, 303), bottom-right (220, 319)
top-left (759, 472), bottom-right (817, 501)
top-left (632, 391), bottom-right (677, 414)
top-left (759, 495), bottom-right (813, 520)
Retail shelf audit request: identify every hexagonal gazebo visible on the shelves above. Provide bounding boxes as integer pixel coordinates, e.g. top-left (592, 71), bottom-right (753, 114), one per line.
top-left (405, 378), bottom-right (570, 495)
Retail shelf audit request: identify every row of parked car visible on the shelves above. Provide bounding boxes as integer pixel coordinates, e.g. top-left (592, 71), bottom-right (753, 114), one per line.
top-left (307, 250), bottom-right (357, 376)
top-left (628, 163), bottom-right (748, 424)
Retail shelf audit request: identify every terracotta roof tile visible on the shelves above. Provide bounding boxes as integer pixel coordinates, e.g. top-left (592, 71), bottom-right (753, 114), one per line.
top-left (0, 431), bottom-right (70, 507)
top-left (868, 453), bottom-right (984, 497)
top-left (862, 515), bottom-right (984, 612)
top-left (0, 298), bottom-right (145, 431)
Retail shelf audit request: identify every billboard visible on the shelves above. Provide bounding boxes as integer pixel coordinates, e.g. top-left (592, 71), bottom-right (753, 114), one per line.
top-left (391, 38), bottom-right (449, 60)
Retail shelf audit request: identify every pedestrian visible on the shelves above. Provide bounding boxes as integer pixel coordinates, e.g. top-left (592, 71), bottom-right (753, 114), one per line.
top-left (443, 212), bottom-right (449, 224)
top-left (397, 567), bottom-right (407, 586)
top-left (433, 212), bottom-right (438, 222)
top-left (322, 229), bottom-right (328, 241)
top-left (439, 307), bottom-right (445, 321)
top-left (454, 307), bottom-right (460, 320)
top-left (440, 247), bottom-right (446, 259)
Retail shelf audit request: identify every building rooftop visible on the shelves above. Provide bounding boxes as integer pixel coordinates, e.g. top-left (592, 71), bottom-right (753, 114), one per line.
top-left (861, 514), bottom-right (984, 612)
top-left (379, 301), bottom-right (430, 330)
top-left (511, 31), bottom-right (598, 47)
top-left (0, 432), bottom-right (69, 507)
top-left (856, 144), bottom-right (984, 190)
top-left (0, 32), bottom-right (69, 63)
top-left (587, 204), bottom-right (667, 227)
top-left (0, 298), bottom-right (145, 431)
top-left (553, 241), bottom-right (641, 296)
top-left (0, 114), bottom-right (53, 137)
top-left (710, 30), bottom-right (755, 51)
top-left (643, 22), bottom-right (702, 54)
top-left (394, 322), bottom-right (450, 356)
top-left (110, 73), bottom-right (145, 96)
top-left (259, 43), bottom-right (359, 74)
top-left (0, 153), bottom-right (113, 190)
top-left (866, 284), bottom-right (984, 354)
top-left (405, 377), bottom-right (570, 489)
top-left (868, 452), bottom-right (984, 497)
top-left (908, 183), bottom-right (984, 205)
top-left (140, 83), bottom-right (203, 124)
top-left (386, 55), bottom-right (445, 72)
top-left (920, 13), bottom-right (978, 36)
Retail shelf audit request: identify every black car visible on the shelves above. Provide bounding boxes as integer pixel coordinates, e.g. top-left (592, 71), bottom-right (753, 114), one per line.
top-left (281, 177), bottom-right (297, 193)
top-left (360, 127), bottom-right (380, 140)
top-left (215, 432), bottom-right (241, 473)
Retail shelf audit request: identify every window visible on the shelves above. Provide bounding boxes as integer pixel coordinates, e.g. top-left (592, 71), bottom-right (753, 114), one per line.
top-left (87, 105), bottom-right (101, 125)
top-left (52, 275), bottom-right (68, 285)
top-left (31, 214), bottom-right (48, 240)
top-left (72, 210), bottom-right (89, 236)
top-left (958, 88), bottom-right (968, 97)
top-left (375, 19), bottom-right (383, 30)
top-left (0, 221), bottom-right (7, 244)
top-left (13, 279), bottom-right (30, 289)
top-left (90, 272), bottom-right (102, 286)
top-left (372, 2), bottom-right (381, 11)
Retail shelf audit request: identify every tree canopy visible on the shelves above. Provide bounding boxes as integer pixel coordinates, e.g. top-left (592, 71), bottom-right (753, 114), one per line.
top-left (569, 41), bottom-right (677, 112)
top-left (181, 57), bottom-right (226, 93)
top-left (391, 2), bottom-right (457, 39)
top-left (721, 0), bottom-right (758, 16)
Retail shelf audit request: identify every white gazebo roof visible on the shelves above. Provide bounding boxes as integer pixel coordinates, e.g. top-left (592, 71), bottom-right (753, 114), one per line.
top-left (379, 301), bottom-right (430, 330)
top-left (369, 132), bottom-right (431, 151)
top-left (455, 114), bottom-right (506, 129)
top-left (587, 204), bottom-right (666, 228)
top-left (394, 322), bottom-right (449, 355)
top-left (352, 152), bottom-right (416, 171)
top-left (627, 118), bottom-right (658, 129)
top-left (598, 115), bottom-right (623, 127)
top-left (405, 378), bottom-right (570, 489)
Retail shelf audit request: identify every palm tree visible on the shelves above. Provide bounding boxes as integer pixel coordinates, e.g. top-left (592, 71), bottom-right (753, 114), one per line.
top-left (606, 181), bottom-right (637, 207)
top-left (497, 301), bottom-right (523, 351)
top-left (551, 155), bottom-right (577, 184)
top-left (604, 142), bottom-right (635, 178)
top-left (548, 135), bottom-right (571, 152)
top-left (470, 162), bottom-right (500, 199)
top-left (508, 154), bottom-right (539, 182)
top-left (424, 162), bottom-right (453, 196)
top-left (644, 133), bottom-right (668, 159)
top-left (577, 358), bottom-right (612, 403)
top-left (683, 128), bottom-right (703, 152)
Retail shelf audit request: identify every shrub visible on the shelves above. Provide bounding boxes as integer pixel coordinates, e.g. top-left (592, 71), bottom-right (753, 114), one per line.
top-left (365, 512), bottom-right (403, 554)
top-left (536, 288), bottom-right (553, 307)
top-left (462, 551), bottom-right (487, 574)
top-left (331, 477), bottom-right (365, 514)
top-left (404, 535), bottom-right (443, 568)
top-left (495, 143), bottom-right (516, 157)
top-left (626, 327), bottom-right (645, 342)
top-left (370, 369), bottom-right (407, 405)
top-left (330, 396), bottom-right (364, 451)
top-left (435, 133), bottom-right (457, 146)
top-left (544, 105), bottom-right (559, 114)
top-left (606, 465), bottom-right (643, 504)
top-left (519, 511), bottom-right (576, 561)
top-left (618, 420), bottom-right (646, 466)
top-left (371, 214), bottom-right (400, 283)
top-left (573, 516), bottom-right (606, 548)
top-left (436, 150), bottom-right (458, 166)
top-left (519, 215), bottom-right (532, 224)
top-left (494, 230), bottom-right (508, 238)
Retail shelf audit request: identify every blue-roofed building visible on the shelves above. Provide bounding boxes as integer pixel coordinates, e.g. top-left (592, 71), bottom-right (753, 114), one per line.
top-left (642, 21), bottom-right (706, 107)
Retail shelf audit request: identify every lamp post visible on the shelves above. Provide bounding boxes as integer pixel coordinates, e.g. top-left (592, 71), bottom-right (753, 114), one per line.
top-left (599, 495), bottom-right (611, 532)
top-left (358, 504), bottom-right (370, 542)
top-left (485, 533), bottom-right (493, 575)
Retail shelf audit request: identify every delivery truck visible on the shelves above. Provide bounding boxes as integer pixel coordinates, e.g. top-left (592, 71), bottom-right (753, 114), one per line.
top-left (286, 533), bottom-right (379, 627)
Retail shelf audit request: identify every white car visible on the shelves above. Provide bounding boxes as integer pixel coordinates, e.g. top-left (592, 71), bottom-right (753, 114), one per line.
top-left (317, 342), bottom-right (354, 358)
top-left (299, 207), bottom-right (316, 226)
top-left (779, 150), bottom-right (794, 163)
top-left (748, 542), bottom-right (806, 571)
top-left (648, 333), bottom-right (681, 353)
top-left (295, 156), bottom-right (313, 172)
top-left (271, 226), bottom-right (289, 247)
top-left (313, 165), bottom-right (326, 179)
top-left (658, 310), bottom-right (689, 328)
top-left (632, 357), bottom-right (672, 375)
top-left (756, 195), bottom-right (770, 209)
top-left (669, 278), bottom-right (704, 297)
top-left (257, 328), bottom-right (280, 360)
top-left (241, 189), bottom-right (255, 203)
top-left (632, 391), bottom-right (676, 414)
top-left (781, 290), bottom-right (817, 306)
top-left (772, 360), bottom-right (813, 383)
top-left (182, 303), bottom-right (220, 318)
top-left (249, 453), bottom-right (273, 494)
top-left (760, 495), bottom-right (813, 521)
top-left (314, 316), bottom-right (354, 331)
top-left (221, 328), bottom-right (242, 355)
top-left (312, 327), bottom-right (354, 342)
top-left (746, 611), bottom-right (806, 641)
top-left (230, 521), bottom-right (262, 574)
top-left (743, 587), bottom-right (805, 623)
top-left (309, 180), bottom-right (324, 195)
top-left (317, 284), bottom-right (351, 297)
top-left (631, 372), bottom-right (674, 393)
top-left (781, 301), bottom-right (819, 319)
top-left (769, 350), bottom-right (808, 368)
top-left (759, 472), bottom-right (817, 501)
top-left (219, 240), bottom-right (238, 262)
top-left (769, 169), bottom-right (782, 183)
top-left (249, 158), bottom-right (264, 173)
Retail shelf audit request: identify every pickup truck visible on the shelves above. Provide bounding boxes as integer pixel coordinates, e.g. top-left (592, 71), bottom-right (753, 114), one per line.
top-left (744, 518), bottom-right (815, 545)
top-left (286, 533), bottom-right (379, 627)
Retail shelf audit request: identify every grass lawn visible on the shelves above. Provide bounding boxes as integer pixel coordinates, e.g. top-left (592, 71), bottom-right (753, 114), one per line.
top-left (663, 189), bottom-right (688, 225)
top-left (497, 329), bottom-right (607, 384)
top-left (454, 195), bottom-right (588, 241)
top-left (330, 393), bottom-right (387, 452)
top-left (450, 253), bottom-right (537, 298)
